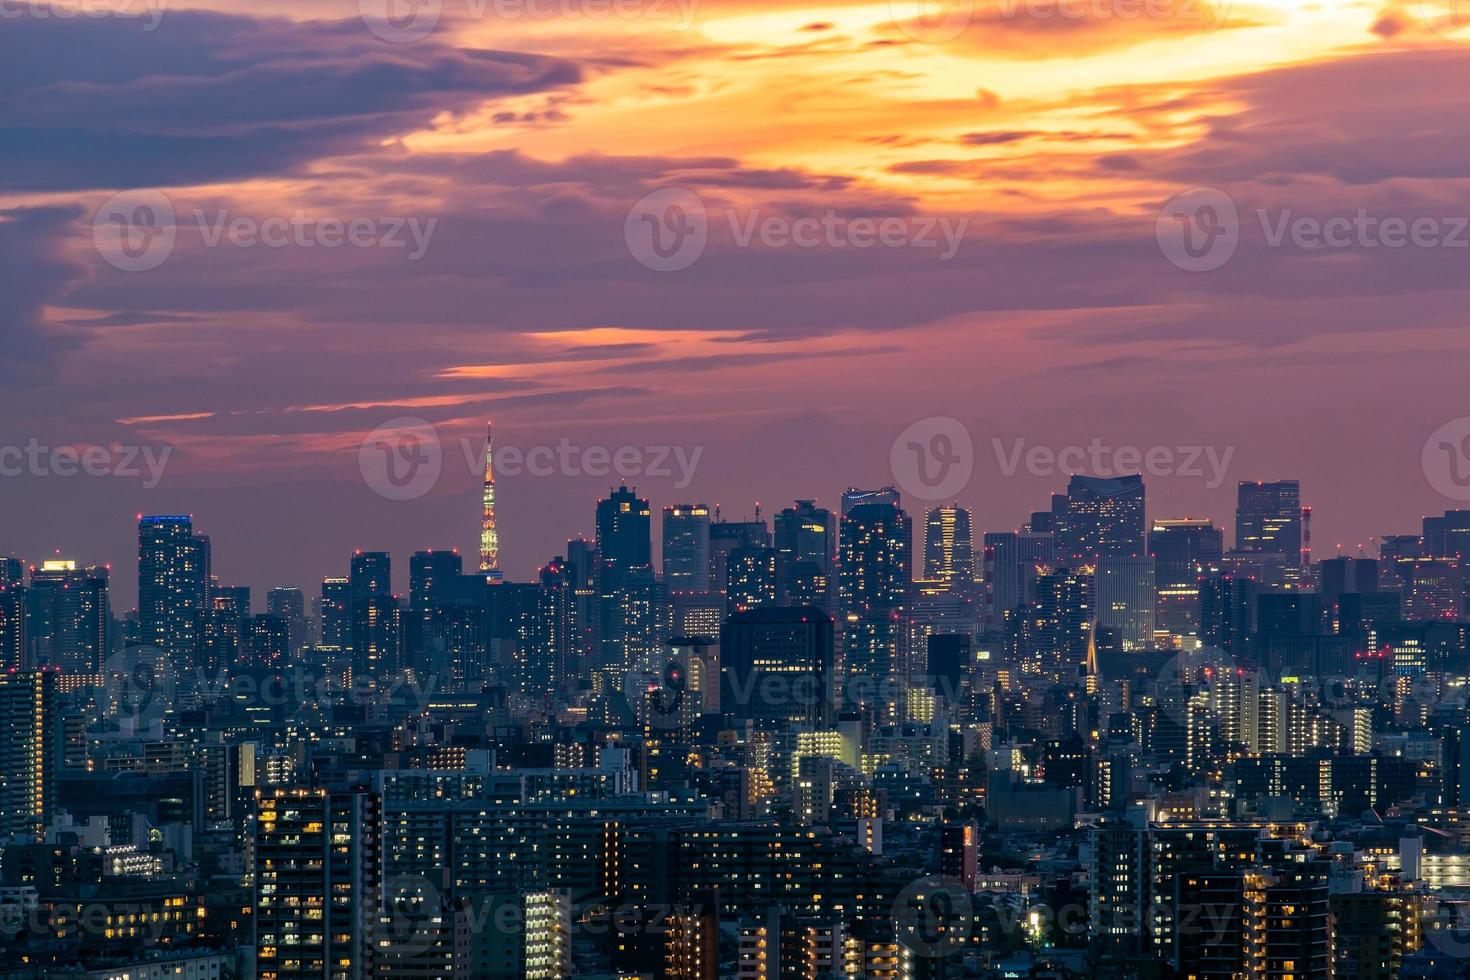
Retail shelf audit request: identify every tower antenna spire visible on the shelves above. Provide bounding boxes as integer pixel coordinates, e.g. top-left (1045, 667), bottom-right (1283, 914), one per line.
top-left (480, 420), bottom-right (502, 582)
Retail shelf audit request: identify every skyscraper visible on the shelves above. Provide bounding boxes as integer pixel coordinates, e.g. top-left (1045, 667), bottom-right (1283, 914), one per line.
top-left (721, 607), bottom-right (835, 728)
top-left (709, 516), bottom-right (770, 598)
top-left (1094, 556), bottom-right (1157, 652)
top-left (481, 421), bottom-right (502, 582)
top-left (838, 501), bottom-right (912, 690)
top-left (922, 505), bottom-right (975, 587)
top-left (265, 586), bottom-right (307, 655)
top-left (726, 547), bottom-right (779, 615)
top-left (0, 670), bottom-right (60, 842)
top-left (596, 486), bottom-right (652, 591)
top-left (774, 499), bottom-right (835, 612)
top-left (596, 487), bottom-right (657, 670)
top-left (349, 551), bottom-right (397, 675)
top-left (663, 503), bottom-right (712, 593)
top-left (982, 531), bottom-right (1056, 632)
top-left (137, 515), bottom-right (210, 660)
top-left (26, 560), bottom-right (110, 674)
top-left (1059, 475), bottom-right (1145, 565)
top-left (254, 787), bottom-right (381, 980)
top-left (1148, 519), bottom-right (1223, 640)
top-left (840, 486), bottom-right (900, 518)
top-left (1234, 480), bottom-right (1303, 564)
top-left (319, 576), bottom-right (350, 650)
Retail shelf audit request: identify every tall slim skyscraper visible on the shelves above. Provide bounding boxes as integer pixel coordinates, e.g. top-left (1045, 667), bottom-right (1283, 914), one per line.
top-left (349, 551), bottom-right (397, 675)
top-left (663, 503), bottom-right (712, 593)
top-left (1234, 480), bottom-right (1303, 564)
top-left (922, 505), bottom-right (975, 587)
top-left (137, 515), bottom-right (210, 660)
top-left (480, 422), bottom-right (501, 582)
top-left (596, 486), bottom-right (657, 670)
top-left (319, 576), bottom-right (350, 650)
top-left (839, 501), bottom-right (912, 690)
top-left (1059, 475), bottom-right (1145, 565)
top-left (0, 670), bottom-right (60, 842)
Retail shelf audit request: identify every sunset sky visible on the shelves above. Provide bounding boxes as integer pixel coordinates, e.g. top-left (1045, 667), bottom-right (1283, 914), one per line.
top-left (4, 0), bottom-right (1470, 600)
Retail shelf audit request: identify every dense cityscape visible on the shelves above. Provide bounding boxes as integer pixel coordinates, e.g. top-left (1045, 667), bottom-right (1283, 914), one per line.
top-left (3, 424), bottom-right (1470, 979)
top-left (6, 0), bottom-right (1470, 976)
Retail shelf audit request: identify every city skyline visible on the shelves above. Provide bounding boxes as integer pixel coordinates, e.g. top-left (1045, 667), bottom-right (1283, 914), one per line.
top-left (4, 1), bottom-right (1470, 604)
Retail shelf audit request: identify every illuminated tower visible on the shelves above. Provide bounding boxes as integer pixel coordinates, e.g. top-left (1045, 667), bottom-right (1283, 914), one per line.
top-left (480, 422), bottom-right (502, 583)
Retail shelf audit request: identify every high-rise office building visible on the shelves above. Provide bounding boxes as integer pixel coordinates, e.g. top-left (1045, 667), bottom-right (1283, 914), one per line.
top-left (775, 500), bottom-right (835, 574)
top-left (26, 560), bottom-right (110, 673)
top-left (319, 576), bottom-right (350, 650)
top-left (838, 501), bottom-right (912, 688)
top-left (1235, 480), bottom-right (1303, 564)
top-left (138, 515), bottom-right (210, 660)
top-left (775, 499), bottom-right (835, 612)
top-left (0, 670), bottom-right (60, 842)
top-left (721, 607), bottom-right (835, 728)
top-left (1148, 519), bottom-right (1222, 640)
top-left (596, 487), bottom-right (658, 671)
top-left (922, 506), bottom-right (975, 588)
top-left (663, 504), bottom-right (712, 593)
top-left (254, 787), bottom-right (381, 980)
top-left (982, 531), bottom-right (1056, 631)
top-left (1059, 475), bottom-right (1145, 564)
top-left (1399, 557), bottom-right (1464, 621)
top-left (727, 547), bottom-right (780, 615)
top-left (349, 551), bottom-right (397, 675)
top-left (265, 586), bottom-right (307, 655)
top-left (709, 517), bottom-right (770, 598)
top-left (1094, 556), bottom-right (1157, 652)
top-left (597, 486), bottom-right (652, 591)
top-left (840, 487), bottom-right (900, 518)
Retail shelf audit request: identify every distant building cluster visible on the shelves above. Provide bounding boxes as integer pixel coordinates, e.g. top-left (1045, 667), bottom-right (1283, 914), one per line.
top-left (5, 464), bottom-right (1470, 978)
